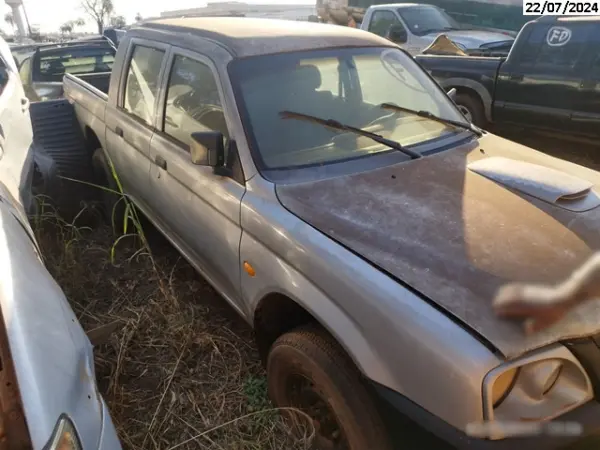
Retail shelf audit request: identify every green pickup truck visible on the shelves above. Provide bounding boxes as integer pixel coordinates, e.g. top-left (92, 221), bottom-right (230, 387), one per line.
top-left (415, 15), bottom-right (600, 144)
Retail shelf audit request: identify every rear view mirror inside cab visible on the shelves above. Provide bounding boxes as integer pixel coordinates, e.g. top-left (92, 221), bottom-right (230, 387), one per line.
top-left (191, 131), bottom-right (225, 167)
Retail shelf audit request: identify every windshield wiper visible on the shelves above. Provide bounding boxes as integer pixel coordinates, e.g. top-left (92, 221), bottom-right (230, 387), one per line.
top-left (279, 110), bottom-right (422, 159)
top-left (379, 103), bottom-right (483, 137)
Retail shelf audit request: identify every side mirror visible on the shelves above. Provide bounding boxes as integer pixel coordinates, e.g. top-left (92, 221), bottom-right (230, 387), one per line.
top-left (387, 24), bottom-right (408, 44)
top-left (190, 131), bottom-right (225, 167)
top-left (447, 88), bottom-right (457, 100)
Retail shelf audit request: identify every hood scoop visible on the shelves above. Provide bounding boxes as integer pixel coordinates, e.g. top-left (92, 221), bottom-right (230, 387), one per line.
top-left (468, 157), bottom-right (600, 212)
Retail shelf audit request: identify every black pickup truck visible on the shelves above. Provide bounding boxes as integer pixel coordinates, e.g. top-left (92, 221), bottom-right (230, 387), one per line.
top-left (415, 15), bottom-right (600, 144)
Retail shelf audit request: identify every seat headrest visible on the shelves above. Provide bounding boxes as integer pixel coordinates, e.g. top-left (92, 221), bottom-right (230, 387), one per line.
top-left (294, 64), bottom-right (322, 90)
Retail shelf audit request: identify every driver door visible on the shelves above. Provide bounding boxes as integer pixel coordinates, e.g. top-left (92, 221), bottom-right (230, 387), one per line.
top-left (148, 47), bottom-right (246, 310)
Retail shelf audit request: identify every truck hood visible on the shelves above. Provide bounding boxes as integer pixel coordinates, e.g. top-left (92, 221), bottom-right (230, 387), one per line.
top-left (276, 134), bottom-right (600, 359)
top-left (422, 29), bottom-right (514, 49)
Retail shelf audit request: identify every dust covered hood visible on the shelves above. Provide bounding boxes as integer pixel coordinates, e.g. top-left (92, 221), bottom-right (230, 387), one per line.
top-left (276, 135), bottom-right (600, 358)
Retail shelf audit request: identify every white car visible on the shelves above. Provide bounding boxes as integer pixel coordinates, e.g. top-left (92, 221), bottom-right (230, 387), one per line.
top-left (0, 36), bottom-right (122, 450)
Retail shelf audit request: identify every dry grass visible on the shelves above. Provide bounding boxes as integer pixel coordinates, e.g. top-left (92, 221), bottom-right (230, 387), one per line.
top-left (31, 201), bottom-right (314, 450)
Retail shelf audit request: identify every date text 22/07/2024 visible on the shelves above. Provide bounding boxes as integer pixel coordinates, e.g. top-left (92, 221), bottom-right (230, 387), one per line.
top-left (524, 0), bottom-right (599, 15)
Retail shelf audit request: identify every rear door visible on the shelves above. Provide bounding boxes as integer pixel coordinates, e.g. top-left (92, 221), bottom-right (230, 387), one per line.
top-left (147, 46), bottom-right (246, 312)
top-left (104, 38), bottom-right (170, 209)
top-left (571, 26), bottom-right (600, 139)
top-left (494, 22), bottom-right (591, 133)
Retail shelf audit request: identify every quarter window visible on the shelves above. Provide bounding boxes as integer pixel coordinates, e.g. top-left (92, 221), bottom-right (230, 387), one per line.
top-left (123, 45), bottom-right (165, 125)
top-left (163, 55), bottom-right (229, 149)
top-left (368, 10), bottom-right (403, 38)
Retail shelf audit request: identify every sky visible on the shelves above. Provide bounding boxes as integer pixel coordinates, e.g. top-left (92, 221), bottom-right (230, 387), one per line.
top-left (0, 0), bottom-right (313, 33)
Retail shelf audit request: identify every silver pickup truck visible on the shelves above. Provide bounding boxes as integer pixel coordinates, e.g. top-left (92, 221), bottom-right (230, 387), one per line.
top-left (57, 17), bottom-right (600, 450)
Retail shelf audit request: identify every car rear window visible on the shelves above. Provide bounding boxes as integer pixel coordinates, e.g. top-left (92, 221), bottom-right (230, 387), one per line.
top-left (34, 46), bottom-right (115, 82)
top-left (517, 22), bottom-right (595, 72)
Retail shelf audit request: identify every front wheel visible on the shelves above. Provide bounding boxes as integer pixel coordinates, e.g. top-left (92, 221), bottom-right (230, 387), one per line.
top-left (267, 325), bottom-right (393, 450)
top-left (454, 92), bottom-right (486, 128)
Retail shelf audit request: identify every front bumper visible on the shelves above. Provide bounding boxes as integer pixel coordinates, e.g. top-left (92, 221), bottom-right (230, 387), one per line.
top-left (371, 382), bottom-right (600, 450)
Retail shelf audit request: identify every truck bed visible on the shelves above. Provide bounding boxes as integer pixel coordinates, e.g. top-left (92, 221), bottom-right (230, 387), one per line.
top-left (75, 72), bottom-right (111, 96)
top-left (28, 73), bottom-right (109, 218)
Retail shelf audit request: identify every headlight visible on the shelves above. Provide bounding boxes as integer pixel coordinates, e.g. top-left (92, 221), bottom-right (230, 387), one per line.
top-left (481, 344), bottom-right (593, 440)
top-left (46, 417), bottom-right (82, 450)
top-left (491, 367), bottom-right (518, 407)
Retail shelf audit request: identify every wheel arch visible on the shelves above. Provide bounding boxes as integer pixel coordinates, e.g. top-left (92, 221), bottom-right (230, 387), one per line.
top-left (438, 77), bottom-right (492, 123)
top-left (83, 126), bottom-right (101, 154)
top-left (252, 287), bottom-right (395, 389)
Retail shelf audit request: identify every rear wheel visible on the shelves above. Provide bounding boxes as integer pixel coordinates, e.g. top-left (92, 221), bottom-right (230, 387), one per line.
top-left (454, 92), bottom-right (486, 128)
top-left (267, 325), bottom-right (393, 450)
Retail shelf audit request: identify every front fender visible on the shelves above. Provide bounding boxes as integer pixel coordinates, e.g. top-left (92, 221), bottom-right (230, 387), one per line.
top-left (241, 230), bottom-right (396, 386)
top-left (240, 177), bottom-right (503, 431)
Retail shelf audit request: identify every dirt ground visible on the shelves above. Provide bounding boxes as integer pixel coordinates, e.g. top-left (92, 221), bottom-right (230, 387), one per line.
top-left (33, 213), bottom-right (313, 450)
top-left (32, 131), bottom-right (600, 450)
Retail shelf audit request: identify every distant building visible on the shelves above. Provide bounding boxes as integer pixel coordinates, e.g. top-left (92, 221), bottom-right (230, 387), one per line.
top-left (161, 2), bottom-right (317, 21)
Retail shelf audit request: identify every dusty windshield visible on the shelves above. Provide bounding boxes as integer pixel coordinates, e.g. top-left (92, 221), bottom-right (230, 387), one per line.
top-left (229, 46), bottom-right (468, 170)
top-left (397, 6), bottom-right (461, 36)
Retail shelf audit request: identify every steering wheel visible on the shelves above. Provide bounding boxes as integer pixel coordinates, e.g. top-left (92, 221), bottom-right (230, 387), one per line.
top-left (362, 111), bottom-right (398, 129)
top-left (189, 104), bottom-right (224, 122)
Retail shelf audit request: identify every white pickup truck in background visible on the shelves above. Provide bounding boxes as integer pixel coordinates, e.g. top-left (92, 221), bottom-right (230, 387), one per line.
top-left (359, 3), bottom-right (515, 55)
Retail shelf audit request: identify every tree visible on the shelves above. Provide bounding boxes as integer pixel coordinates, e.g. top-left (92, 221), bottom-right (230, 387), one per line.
top-left (60, 22), bottom-right (73, 36)
top-left (135, 12), bottom-right (143, 23)
top-left (81, 0), bottom-right (114, 34)
top-left (4, 13), bottom-right (14, 34)
top-left (110, 15), bottom-right (126, 29)
top-left (60, 18), bottom-right (85, 37)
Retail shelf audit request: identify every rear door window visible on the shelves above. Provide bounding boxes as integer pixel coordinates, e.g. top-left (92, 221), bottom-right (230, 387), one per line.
top-left (123, 45), bottom-right (165, 126)
top-left (585, 29), bottom-right (600, 79)
top-left (518, 23), bottom-right (592, 73)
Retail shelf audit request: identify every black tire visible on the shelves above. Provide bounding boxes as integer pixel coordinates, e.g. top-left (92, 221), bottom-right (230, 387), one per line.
top-left (92, 148), bottom-right (127, 234)
top-left (267, 325), bottom-right (394, 450)
top-left (454, 92), bottom-right (486, 128)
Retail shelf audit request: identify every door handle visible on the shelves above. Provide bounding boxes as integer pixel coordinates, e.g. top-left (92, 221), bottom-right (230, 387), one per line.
top-left (155, 155), bottom-right (167, 170)
top-left (509, 74), bottom-right (524, 81)
top-left (115, 126), bottom-right (124, 138)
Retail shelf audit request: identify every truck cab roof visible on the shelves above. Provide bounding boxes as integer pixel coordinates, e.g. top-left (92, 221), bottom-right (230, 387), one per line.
top-left (139, 17), bottom-right (393, 57)
top-left (534, 14), bottom-right (600, 23)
